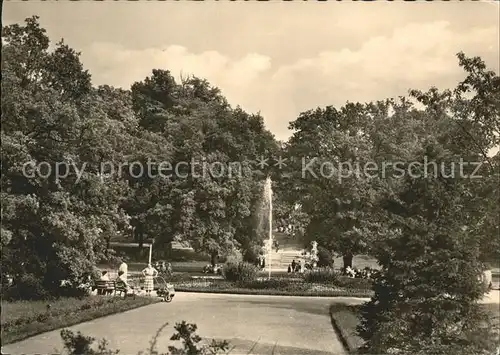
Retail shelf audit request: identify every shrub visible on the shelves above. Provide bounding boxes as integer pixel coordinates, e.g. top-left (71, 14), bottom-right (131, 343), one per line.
top-left (222, 262), bottom-right (258, 283)
top-left (61, 329), bottom-right (119, 355)
top-left (60, 321), bottom-right (230, 355)
top-left (220, 249), bottom-right (243, 264)
top-left (335, 276), bottom-right (373, 290)
top-left (4, 274), bottom-right (49, 301)
top-left (317, 246), bottom-right (334, 268)
top-left (303, 268), bottom-right (339, 283)
top-left (242, 246), bottom-right (260, 265)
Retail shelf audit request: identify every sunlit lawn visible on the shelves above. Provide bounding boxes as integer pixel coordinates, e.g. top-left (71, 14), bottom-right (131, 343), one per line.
top-left (1, 296), bottom-right (159, 345)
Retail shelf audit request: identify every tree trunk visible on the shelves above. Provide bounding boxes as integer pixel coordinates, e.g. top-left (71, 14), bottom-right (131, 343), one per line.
top-left (343, 252), bottom-right (353, 270)
top-left (210, 252), bottom-right (218, 267)
top-left (136, 229), bottom-right (143, 249)
top-left (105, 236), bottom-right (110, 258)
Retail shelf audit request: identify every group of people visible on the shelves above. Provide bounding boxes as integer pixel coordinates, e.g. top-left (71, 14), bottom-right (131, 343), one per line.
top-left (154, 260), bottom-right (172, 275)
top-left (342, 266), bottom-right (379, 279)
top-left (97, 261), bottom-right (160, 296)
top-left (256, 255), bottom-right (266, 269)
top-left (287, 259), bottom-right (304, 273)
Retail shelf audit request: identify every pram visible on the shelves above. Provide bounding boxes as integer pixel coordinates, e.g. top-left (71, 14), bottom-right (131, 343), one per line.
top-left (154, 275), bottom-right (175, 302)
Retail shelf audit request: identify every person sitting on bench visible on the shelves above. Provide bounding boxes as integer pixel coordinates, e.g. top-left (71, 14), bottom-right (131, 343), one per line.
top-left (97, 271), bottom-right (110, 295)
top-left (115, 270), bottom-right (132, 296)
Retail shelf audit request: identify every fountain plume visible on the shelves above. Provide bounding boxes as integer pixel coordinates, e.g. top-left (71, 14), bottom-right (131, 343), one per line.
top-left (263, 177), bottom-right (273, 279)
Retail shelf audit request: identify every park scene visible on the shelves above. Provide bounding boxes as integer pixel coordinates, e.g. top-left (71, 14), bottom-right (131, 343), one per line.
top-left (1, 3), bottom-right (499, 355)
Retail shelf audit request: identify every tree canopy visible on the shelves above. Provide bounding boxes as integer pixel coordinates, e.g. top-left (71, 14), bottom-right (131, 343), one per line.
top-left (1, 17), bottom-right (279, 295)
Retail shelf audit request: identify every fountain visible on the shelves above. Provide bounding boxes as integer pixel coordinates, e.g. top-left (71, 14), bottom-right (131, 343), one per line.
top-left (263, 177), bottom-right (273, 280)
top-left (311, 241), bottom-right (319, 268)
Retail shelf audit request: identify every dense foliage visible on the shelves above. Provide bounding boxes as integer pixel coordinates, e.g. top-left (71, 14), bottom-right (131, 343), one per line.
top-left (279, 53), bottom-right (499, 353)
top-left (222, 261), bottom-right (258, 283)
top-left (1, 17), bottom-right (278, 298)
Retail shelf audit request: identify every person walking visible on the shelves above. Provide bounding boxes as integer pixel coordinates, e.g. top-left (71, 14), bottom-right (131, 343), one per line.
top-left (291, 259), bottom-right (296, 273)
top-left (142, 263), bottom-right (158, 296)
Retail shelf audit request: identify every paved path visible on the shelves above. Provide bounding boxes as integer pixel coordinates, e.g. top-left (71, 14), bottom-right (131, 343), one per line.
top-left (3, 291), bottom-right (498, 355)
top-left (2, 293), bottom-right (366, 355)
top-left (480, 289), bottom-right (500, 304)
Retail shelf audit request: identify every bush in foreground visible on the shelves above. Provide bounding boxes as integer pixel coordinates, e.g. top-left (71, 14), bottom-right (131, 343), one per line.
top-left (60, 321), bottom-right (230, 355)
top-left (331, 303), bottom-right (500, 355)
top-left (222, 262), bottom-right (258, 283)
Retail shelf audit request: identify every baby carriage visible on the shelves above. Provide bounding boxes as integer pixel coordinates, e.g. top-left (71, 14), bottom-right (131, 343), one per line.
top-left (154, 275), bottom-right (175, 302)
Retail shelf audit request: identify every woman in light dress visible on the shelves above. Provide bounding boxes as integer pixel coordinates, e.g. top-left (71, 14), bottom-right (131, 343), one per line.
top-left (142, 264), bottom-right (158, 296)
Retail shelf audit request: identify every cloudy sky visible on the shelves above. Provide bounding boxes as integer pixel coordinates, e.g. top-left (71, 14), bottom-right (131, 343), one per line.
top-left (3, 1), bottom-right (499, 148)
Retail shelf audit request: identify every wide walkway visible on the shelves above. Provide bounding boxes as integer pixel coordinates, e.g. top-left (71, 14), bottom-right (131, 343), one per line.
top-left (3, 293), bottom-right (366, 355)
top-left (3, 291), bottom-right (498, 355)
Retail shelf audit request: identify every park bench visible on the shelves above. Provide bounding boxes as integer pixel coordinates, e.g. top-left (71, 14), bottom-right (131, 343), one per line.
top-left (93, 280), bottom-right (136, 297)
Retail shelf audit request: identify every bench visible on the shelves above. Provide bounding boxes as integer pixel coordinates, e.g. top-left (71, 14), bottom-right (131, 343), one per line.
top-left (93, 280), bottom-right (136, 297)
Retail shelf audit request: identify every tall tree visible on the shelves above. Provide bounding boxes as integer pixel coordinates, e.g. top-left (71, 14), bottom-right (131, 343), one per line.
top-left (1, 17), bottom-right (133, 294)
top-left (357, 53), bottom-right (499, 354)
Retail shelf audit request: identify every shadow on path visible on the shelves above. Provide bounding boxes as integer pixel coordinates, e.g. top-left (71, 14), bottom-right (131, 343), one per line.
top-left (212, 337), bottom-right (337, 355)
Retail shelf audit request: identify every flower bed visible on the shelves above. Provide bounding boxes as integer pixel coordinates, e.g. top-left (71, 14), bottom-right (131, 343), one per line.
top-left (174, 278), bottom-right (373, 297)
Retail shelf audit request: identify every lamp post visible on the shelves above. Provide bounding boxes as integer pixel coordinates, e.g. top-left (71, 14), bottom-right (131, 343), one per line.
top-left (268, 238), bottom-right (272, 280)
top-left (148, 243), bottom-right (152, 265)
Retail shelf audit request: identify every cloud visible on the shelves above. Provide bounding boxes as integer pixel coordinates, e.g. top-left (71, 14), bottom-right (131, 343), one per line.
top-left (81, 21), bottom-right (498, 141)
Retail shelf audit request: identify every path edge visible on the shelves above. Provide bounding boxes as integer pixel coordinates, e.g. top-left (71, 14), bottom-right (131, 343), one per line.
top-left (329, 304), bottom-right (354, 354)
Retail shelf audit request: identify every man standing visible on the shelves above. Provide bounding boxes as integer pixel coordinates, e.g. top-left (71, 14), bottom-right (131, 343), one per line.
top-left (291, 259), bottom-right (296, 273)
top-left (118, 260), bottom-right (128, 283)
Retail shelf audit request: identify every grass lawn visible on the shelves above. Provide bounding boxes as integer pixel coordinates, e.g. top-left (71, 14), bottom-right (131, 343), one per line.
top-left (332, 255), bottom-right (380, 271)
top-left (330, 302), bottom-right (500, 353)
top-left (1, 296), bottom-right (160, 345)
top-left (329, 304), bottom-right (364, 352)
